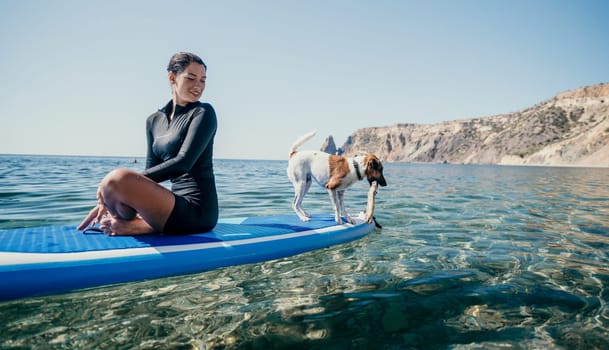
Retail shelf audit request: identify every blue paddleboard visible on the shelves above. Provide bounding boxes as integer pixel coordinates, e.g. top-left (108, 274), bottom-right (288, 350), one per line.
top-left (0, 214), bottom-right (375, 301)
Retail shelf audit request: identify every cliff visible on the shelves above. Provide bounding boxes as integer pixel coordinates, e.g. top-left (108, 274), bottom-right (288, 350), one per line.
top-left (331, 83), bottom-right (609, 167)
top-left (320, 135), bottom-right (338, 155)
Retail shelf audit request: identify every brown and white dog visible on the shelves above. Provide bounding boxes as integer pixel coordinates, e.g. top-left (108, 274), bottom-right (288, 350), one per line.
top-left (287, 131), bottom-right (387, 224)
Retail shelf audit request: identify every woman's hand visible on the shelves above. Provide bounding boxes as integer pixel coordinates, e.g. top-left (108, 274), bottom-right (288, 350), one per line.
top-left (77, 189), bottom-right (108, 230)
top-left (77, 204), bottom-right (108, 230)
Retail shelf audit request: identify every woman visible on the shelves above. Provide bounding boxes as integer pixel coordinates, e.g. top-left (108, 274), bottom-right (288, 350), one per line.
top-left (78, 52), bottom-right (218, 235)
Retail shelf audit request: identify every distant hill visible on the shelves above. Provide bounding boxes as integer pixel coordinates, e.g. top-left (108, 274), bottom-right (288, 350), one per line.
top-left (324, 83), bottom-right (609, 167)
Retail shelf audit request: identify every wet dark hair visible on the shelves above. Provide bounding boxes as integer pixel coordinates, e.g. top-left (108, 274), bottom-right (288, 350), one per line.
top-left (167, 52), bottom-right (206, 74)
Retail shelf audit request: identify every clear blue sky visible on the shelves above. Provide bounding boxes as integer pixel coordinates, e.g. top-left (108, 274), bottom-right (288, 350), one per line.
top-left (1, 0), bottom-right (608, 160)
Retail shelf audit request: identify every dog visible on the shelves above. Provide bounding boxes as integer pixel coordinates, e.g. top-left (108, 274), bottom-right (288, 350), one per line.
top-left (287, 131), bottom-right (387, 224)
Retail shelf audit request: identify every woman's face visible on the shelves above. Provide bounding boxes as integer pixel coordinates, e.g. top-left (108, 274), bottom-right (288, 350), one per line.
top-left (170, 62), bottom-right (206, 106)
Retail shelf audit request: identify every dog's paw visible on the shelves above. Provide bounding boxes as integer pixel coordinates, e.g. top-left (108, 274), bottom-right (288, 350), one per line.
top-left (298, 215), bottom-right (311, 222)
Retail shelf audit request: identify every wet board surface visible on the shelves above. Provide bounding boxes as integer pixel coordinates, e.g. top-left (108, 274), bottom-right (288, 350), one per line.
top-left (0, 214), bottom-right (375, 301)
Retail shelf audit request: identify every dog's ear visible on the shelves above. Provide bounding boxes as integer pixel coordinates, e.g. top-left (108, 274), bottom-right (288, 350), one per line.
top-left (367, 157), bottom-right (381, 170)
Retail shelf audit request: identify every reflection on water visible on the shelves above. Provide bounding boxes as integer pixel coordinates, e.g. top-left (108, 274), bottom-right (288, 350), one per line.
top-left (1, 155), bottom-right (609, 349)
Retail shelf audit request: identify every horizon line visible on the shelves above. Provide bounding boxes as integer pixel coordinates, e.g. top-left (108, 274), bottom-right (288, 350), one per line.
top-left (0, 153), bottom-right (286, 162)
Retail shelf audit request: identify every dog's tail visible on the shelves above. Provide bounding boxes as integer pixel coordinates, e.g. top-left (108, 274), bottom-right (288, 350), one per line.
top-left (289, 130), bottom-right (316, 158)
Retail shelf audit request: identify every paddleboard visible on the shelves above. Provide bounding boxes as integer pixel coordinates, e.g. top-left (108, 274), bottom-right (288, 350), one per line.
top-left (0, 214), bottom-right (376, 301)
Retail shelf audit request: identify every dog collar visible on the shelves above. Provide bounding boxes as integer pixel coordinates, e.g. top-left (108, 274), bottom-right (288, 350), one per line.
top-left (353, 160), bottom-right (363, 181)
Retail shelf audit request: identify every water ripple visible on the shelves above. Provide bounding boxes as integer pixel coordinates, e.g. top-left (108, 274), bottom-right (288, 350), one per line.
top-left (1, 156), bottom-right (609, 348)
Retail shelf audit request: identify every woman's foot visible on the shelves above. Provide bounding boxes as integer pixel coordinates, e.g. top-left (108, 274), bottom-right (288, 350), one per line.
top-left (100, 215), bottom-right (156, 236)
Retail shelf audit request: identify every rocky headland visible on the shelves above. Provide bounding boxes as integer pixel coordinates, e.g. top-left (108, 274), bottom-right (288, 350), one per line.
top-left (323, 83), bottom-right (609, 167)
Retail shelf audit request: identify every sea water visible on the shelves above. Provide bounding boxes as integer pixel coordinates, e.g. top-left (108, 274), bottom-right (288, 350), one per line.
top-left (1, 154), bottom-right (609, 349)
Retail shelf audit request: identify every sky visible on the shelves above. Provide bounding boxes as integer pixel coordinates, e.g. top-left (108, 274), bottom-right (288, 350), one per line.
top-left (1, 0), bottom-right (608, 160)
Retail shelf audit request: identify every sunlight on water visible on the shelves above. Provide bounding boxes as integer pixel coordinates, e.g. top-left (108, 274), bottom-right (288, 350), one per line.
top-left (1, 155), bottom-right (609, 349)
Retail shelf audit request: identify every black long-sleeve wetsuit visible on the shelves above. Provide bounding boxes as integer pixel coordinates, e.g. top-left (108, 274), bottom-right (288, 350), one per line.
top-left (142, 100), bottom-right (218, 234)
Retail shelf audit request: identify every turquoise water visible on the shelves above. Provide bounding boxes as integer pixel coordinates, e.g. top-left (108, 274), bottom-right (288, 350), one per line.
top-left (1, 154), bottom-right (609, 349)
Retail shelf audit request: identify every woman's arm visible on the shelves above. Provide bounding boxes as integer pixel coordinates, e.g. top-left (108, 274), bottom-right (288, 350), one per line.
top-left (143, 104), bottom-right (217, 182)
top-left (145, 116), bottom-right (160, 170)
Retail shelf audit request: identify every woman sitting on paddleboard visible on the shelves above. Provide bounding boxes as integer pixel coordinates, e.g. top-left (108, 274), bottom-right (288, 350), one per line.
top-left (78, 52), bottom-right (218, 235)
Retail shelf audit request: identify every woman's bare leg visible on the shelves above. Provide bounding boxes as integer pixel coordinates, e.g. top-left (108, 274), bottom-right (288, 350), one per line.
top-left (98, 168), bottom-right (175, 235)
